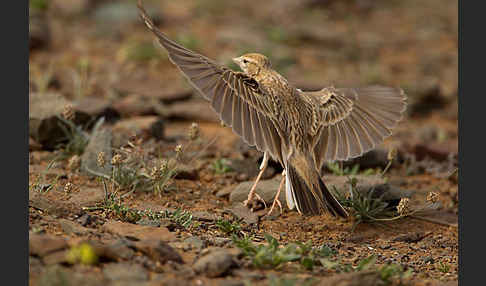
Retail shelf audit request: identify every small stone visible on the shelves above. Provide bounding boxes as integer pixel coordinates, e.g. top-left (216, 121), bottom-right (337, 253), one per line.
top-left (103, 221), bottom-right (176, 242)
top-left (100, 240), bottom-right (135, 261)
top-left (174, 164), bottom-right (199, 180)
top-left (59, 219), bottom-right (91, 236)
top-left (184, 236), bottom-right (206, 250)
top-left (229, 178), bottom-right (284, 206)
top-left (103, 263), bottom-right (149, 282)
top-left (227, 203), bottom-right (260, 225)
top-left (133, 239), bottom-right (184, 264)
top-left (216, 185), bottom-right (234, 197)
top-left (193, 250), bottom-right (235, 278)
top-left (43, 250), bottom-right (69, 265)
top-left (29, 233), bottom-right (68, 257)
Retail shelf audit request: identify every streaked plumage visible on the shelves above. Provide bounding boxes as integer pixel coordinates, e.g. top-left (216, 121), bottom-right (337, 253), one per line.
top-left (137, 0), bottom-right (407, 217)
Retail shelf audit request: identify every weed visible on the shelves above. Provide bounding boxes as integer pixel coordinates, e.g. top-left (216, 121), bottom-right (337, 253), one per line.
top-left (327, 162), bottom-right (360, 176)
top-left (216, 219), bottom-right (242, 235)
top-left (211, 158), bottom-right (232, 174)
top-left (268, 275), bottom-right (316, 286)
top-left (335, 177), bottom-right (442, 231)
top-left (55, 115), bottom-right (90, 159)
top-left (437, 262), bottom-right (450, 273)
top-left (29, 160), bottom-right (62, 193)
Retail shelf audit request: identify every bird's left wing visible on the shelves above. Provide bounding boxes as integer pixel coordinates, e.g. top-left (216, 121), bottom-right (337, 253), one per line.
top-left (137, 1), bottom-right (287, 163)
top-left (300, 86), bottom-right (406, 172)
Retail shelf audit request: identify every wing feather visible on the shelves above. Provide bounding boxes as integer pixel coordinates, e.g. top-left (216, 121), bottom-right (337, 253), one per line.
top-left (138, 1), bottom-right (285, 163)
top-left (301, 86), bottom-right (406, 172)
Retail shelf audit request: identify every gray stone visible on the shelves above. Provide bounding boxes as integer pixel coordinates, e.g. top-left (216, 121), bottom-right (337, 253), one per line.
top-left (184, 236), bottom-right (206, 250)
top-left (81, 127), bottom-right (112, 177)
top-left (133, 239), bottom-right (184, 264)
top-left (103, 221), bottom-right (176, 242)
top-left (100, 240), bottom-right (135, 261)
top-left (164, 98), bottom-right (220, 122)
top-left (103, 263), bottom-right (149, 282)
top-left (229, 177), bottom-right (285, 205)
top-left (29, 233), bottom-right (68, 257)
top-left (59, 219), bottom-right (91, 235)
top-left (29, 93), bottom-right (91, 150)
top-left (193, 250), bottom-right (235, 278)
top-left (227, 203), bottom-right (260, 225)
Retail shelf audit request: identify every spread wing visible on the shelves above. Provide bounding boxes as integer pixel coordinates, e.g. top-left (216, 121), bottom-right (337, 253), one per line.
top-left (300, 86), bottom-right (407, 171)
top-left (137, 1), bottom-right (286, 163)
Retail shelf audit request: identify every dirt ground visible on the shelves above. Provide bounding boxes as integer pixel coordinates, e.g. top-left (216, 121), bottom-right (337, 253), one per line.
top-left (29, 0), bottom-right (458, 285)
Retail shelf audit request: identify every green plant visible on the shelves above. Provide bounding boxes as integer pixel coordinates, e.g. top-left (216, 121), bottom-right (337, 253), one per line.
top-left (437, 262), bottom-right (450, 273)
top-left (29, 160), bottom-right (62, 193)
top-left (55, 115), bottom-right (91, 159)
top-left (211, 158), bottom-right (232, 174)
top-left (326, 162), bottom-right (360, 176)
top-left (30, 0), bottom-right (48, 11)
top-left (216, 219), bottom-right (242, 236)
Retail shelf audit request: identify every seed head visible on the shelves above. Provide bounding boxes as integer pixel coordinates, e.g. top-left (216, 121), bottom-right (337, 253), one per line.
top-left (188, 122), bottom-right (200, 141)
top-left (111, 154), bottom-right (123, 166)
top-left (397, 198), bottom-right (411, 216)
top-left (62, 104), bottom-right (75, 121)
top-left (160, 160), bottom-right (168, 173)
top-left (68, 155), bottom-right (81, 170)
top-left (150, 166), bottom-right (162, 180)
top-left (174, 144), bottom-right (183, 159)
top-left (97, 152), bottom-right (106, 168)
top-left (426, 192), bottom-right (440, 204)
top-left (64, 182), bottom-right (74, 193)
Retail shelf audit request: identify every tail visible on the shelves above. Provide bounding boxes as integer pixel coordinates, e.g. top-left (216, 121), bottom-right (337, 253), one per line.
top-left (285, 154), bottom-right (348, 217)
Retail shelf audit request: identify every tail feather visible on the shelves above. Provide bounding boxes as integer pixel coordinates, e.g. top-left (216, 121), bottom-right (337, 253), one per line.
top-left (286, 156), bottom-right (348, 217)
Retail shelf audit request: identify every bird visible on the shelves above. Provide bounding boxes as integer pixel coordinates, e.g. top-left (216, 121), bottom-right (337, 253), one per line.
top-left (137, 0), bottom-right (407, 217)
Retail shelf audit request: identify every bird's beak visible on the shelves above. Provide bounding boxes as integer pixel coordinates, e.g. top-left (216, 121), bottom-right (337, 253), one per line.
top-left (232, 57), bottom-right (242, 65)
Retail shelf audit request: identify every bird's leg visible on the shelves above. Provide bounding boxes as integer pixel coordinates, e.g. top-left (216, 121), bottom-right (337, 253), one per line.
top-left (243, 152), bottom-right (269, 210)
top-left (266, 171), bottom-right (286, 216)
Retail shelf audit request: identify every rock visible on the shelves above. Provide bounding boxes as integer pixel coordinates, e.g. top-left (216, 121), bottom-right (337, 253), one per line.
top-left (29, 9), bottom-right (49, 50)
top-left (165, 98), bottom-right (220, 122)
top-left (29, 233), bottom-right (68, 257)
top-left (408, 84), bottom-right (450, 117)
top-left (29, 256), bottom-right (43, 276)
top-left (150, 118), bottom-right (166, 141)
top-left (133, 239), bottom-right (183, 264)
top-left (216, 185), bottom-right (234, 197)
top-left (103, 262), bottom-right (149, 282)
top-left (43, 250), bottom-right (69, 265)
top-left (208, 237), bottom-right (232, 247)
top-left (227, 158), bottom-right (276, 180)
top-left (29, 93), bottom-right (91, 150)
top-left (413, 142), bottom-right (458, 162)
top-left (103, 221), bottom-right (176, 242)
top-left (183, 236), bottom-right (206, 251)
top-left (229, 177), bottom-right (285, 205)
top-left (81, 127), bottom-right (112, 177)
top-left (112, 94), bottom-right (160, 117)
top-left (192, 211), bottom-right (219, 222)
top-left (193, 250), bottom-right (235, 278)
top-left (73, 96), bottom-right (120, 123)
top-left (313, 270), bottom-right (382, 286)
top-left (342, 145), bottom-right (402, 170)
top-left (227, 203), bottom-right (260, 225)
top-left (218, 280), bottom-right (245, 286)
top-left (99, 239), bottom-right (135, 261)
top-left (59, 219), bottom-right (91, 236)
top-left (68, 187), bottom-right (105, 207)
top-left (174, 164), bottom-right (199, 180)
top-left (112, 116), bottom-right (159, 134)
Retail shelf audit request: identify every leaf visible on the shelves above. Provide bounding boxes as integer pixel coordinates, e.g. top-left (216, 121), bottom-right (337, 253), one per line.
top-left (356, 255), bottom-right (377, 271)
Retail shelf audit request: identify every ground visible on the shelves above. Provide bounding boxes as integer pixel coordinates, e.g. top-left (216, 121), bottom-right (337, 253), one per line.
top-left (29, 0), bottom-right (457, 285)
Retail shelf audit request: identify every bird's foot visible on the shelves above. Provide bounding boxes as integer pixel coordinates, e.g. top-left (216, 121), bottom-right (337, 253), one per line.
top-left (243, 192), bottom-right (267, 212)
top-left (265, 198), bottom-right (282, 217)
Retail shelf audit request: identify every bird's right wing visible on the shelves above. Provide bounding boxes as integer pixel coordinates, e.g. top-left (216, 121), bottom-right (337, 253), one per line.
top-left (300, 86), bottom-right (407, 172)
top-left (137, 0), bottom-right (286, 163)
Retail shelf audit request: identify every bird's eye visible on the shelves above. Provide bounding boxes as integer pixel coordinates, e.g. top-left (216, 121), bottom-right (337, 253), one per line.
top-left (243, 59), bottom-right (248, 64)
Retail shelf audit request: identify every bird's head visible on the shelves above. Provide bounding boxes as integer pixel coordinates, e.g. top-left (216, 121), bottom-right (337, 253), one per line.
top-left (232, 53), bottom-right (271, 77)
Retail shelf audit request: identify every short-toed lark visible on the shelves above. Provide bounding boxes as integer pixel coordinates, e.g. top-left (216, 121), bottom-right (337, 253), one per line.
top-left (137, 0), bottom-right (407, 217)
